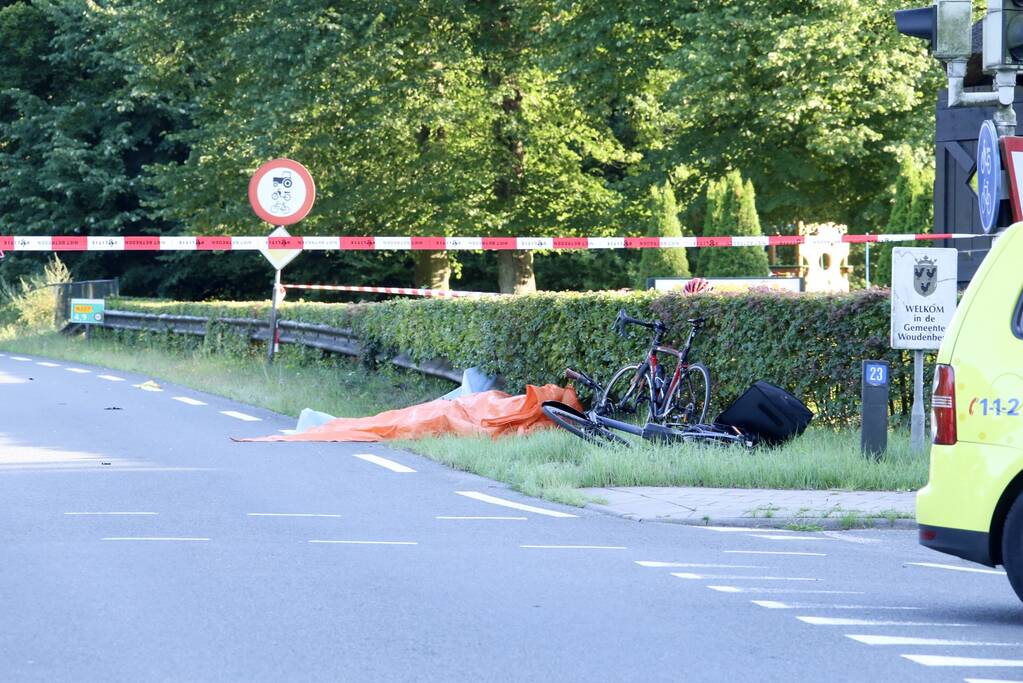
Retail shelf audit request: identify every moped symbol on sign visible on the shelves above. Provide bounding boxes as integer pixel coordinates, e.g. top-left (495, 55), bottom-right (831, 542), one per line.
top-left (248, 158), bottom-right (316, 226)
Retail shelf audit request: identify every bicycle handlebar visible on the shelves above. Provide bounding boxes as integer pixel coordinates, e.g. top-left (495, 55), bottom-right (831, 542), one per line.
top-left (614, 309), bottom-right (665, 337)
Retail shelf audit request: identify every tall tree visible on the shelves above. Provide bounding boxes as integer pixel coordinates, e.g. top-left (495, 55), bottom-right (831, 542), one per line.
top-left (635, 181), bottom-right (689, 288)
top-left (698, 170), bottom-right (770, 277)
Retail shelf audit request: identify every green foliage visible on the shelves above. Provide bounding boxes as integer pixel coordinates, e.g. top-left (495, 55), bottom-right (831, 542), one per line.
top-left (874, 151), bottom-right (934, 286)
top-left (699, 171), bottom-right (771, 277)
top-left (108, 288), bottom-right (924, 427)
top-left (0, 256), bottom-right (71, 330)
top-left (635, 182), bottom-right (690, 288)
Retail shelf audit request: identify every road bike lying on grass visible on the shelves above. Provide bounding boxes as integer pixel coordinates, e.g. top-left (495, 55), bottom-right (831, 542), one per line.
top-left (542, 310), bottom-right (755, 448)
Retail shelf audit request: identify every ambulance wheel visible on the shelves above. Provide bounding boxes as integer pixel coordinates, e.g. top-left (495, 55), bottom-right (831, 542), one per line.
top-left (1002, 493), bottom-right (1023, 604)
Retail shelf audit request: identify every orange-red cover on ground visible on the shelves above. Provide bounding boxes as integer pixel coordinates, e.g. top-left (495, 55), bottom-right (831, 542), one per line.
top-left (238, 384), bottom-right (583, 442)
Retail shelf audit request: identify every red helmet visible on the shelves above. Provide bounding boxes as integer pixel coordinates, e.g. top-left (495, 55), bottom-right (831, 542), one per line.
top-left (683, 277), bottom-right (712, 295)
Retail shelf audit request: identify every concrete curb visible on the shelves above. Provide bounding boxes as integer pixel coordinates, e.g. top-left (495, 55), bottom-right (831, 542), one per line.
top-left (584, 504), bottom-right (918, 531)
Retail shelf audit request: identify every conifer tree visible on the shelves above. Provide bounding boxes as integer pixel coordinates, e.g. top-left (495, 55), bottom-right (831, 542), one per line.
top-left (874, 153), bottom-right (931, 286)
top-left (698, 171), bottom-right (770, 277)
top-left (635, 182), bottom-right (690, 288)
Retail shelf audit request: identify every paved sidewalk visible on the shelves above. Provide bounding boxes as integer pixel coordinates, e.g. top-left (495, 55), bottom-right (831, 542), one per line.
top-left (579, 486), bottom-right (917, 530)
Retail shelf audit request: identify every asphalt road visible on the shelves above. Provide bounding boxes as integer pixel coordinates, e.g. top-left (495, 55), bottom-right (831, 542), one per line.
top-left (1, 352), bottom-right (1021, 683)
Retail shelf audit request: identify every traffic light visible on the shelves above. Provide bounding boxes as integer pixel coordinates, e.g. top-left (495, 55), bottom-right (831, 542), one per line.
top-left (986, 0), bottom-right (1023, 68)
top-left (895, 1), bottom-right (972, 61)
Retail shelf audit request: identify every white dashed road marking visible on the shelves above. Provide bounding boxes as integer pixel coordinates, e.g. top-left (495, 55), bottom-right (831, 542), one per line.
top-left (36, 362), bottom-right (60, 367)
top-left (97, 374), bottom-right (124, 382)
top-left (902, 655), bottom-right (1023, 668)
top-left (11, 356), bottom-right (31, 361)
top-left (905, 562), bottom-right (1006, 575)
top-left (636, 561), bottom-right (764, 569)
top-left (247, 513), bottom-right (342, 518)
top-left (309, 540), bottom-right (417, 546)
top-left (964, 678), bottom-right (1023, 683)
top-left (707, 586), bottom-right (862, 595)
top-left (750, 534), bottom-right (833, 541)
top-left (752, 600), bottom-right (920, 610)
top-left (522, 545), bottom-right (626, 550)
top-left (220, 410), bottom-right (261, 422)
top-left (847, 635), bottom-right (1021, 647)
top-left (698, 526), bottom-right (796, 533)
top-left (436, 516), bottom-right (527, 520)
top-left (724, 550), bottom-right (827, 557)
top-left (351, 452), bottom-right (416, 473)
top-left (797, 616), bottom-right (970, 627)
top-left (66, 368), bottom-right (90, 374)
top-left (103, 537), bottom-right (210, 542)
top-left (455, 491), bottom-right (578, 518)
top-left (172, 396), bottom-right (207, 406)
top-left (673, 573), bottom-right (818, 581)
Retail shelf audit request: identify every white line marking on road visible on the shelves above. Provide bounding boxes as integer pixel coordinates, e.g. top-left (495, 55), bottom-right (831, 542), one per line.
top-left (797, 616), bottom-right (970, 626)
top-left (822, 531), bottom-right (880, 544)
top-left (698, 526), bottom-right (796, 533)
top-left (636, 561), bottom-right (765, 569)
top-left (220, 410), bottom-right (261, 422)
top-left (905, 562), bottom-right (1007, 575)
top-left (753, 600), bottom-right (921, 610)
top-left (102, 537), bottom-right (210, 542)
top-left (436, 516), bottom-right (527, 520)
top-left (903, 655), bottom-right (1023, 667)
top-left (750, 534), bottom-right (833, 541)
top-left (455, 491), bottom-right (578, 518)
top-left (673, 573), bottom-right (818, 581)
top-left (724, 550), bottom-right (827, 557)
top-left (707, 586), bottom-right (862, 594)
top-left (66, 368), bottom-right (91, 374)
top-left (97, 374), bottom-right (124, 382)
top-left (522, 545), bottom-right (626, 550)
top-left (351, 452), bottom-right (415, 473)
top-left (11, 356), bottom-right (31, 361)
top-left (847, 635), bottom-right (1021, 647)
top-left (964, 678), bottom-right (1023, 683)
top-left (247, 513), bottom-right (342, 518)
top-left (66, 512), bottom-right (157, 516)
top-left (309, 540), bottom-right (418, 545)
top-left (172, 396), bottom-right (207, 406)
top-left (36, 362), bottom-right (60, 367)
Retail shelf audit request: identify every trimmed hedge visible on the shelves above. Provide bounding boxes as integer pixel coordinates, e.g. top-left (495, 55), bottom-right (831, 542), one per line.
top-left (107, 289), bottom-right (927, 426)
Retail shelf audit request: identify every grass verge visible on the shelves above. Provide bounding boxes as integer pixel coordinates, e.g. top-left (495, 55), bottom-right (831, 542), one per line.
top-left (0, 330), bottom-right (929, 506)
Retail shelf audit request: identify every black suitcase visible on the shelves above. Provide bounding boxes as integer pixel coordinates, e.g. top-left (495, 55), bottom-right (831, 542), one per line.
top-left (715, 381), bottom-right (813, 446)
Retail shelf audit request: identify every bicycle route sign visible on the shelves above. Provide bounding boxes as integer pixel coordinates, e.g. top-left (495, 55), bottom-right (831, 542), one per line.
top-left (248, 158), bottom-right (316, 226)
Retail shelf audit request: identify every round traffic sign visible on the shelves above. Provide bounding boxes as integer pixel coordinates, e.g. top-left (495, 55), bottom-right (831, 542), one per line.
top-left (248, 159), bottom-right (316, 226)
top-left (977, 120), bottom-right (1001, 234)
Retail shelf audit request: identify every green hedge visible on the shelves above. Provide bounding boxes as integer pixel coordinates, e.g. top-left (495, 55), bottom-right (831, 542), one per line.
top-left (107, 289), bottom-right (927, 427)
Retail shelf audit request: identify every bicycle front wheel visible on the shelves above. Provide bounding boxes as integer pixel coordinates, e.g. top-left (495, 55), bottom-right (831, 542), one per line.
top-left (597, 364), bottom-right (649, 423)
top-left (542, 403), bottom-right (630, 446)
top-left (666, 363), bottom-right (711, 427)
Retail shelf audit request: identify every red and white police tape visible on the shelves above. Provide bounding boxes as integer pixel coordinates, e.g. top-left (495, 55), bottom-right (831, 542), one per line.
top-left (0, 232), bottom-right (986, 252)
top-left (283, 283), bottom-right (497, 298)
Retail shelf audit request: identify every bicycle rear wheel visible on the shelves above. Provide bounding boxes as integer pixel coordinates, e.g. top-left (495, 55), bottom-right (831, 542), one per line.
top-left (597, 364), bottom-right (650, 423)
top-left (666, 363), bottom-right (711, 427)
top-left (542, 402), bottom-right (630, 446)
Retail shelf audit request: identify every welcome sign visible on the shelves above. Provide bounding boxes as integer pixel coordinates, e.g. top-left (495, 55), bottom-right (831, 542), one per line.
top-left (890, 247), bottom-right (958, 350)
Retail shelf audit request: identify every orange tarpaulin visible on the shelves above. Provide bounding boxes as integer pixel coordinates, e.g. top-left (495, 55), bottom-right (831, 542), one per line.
top-left (238, 384), bottom-right (583, 442)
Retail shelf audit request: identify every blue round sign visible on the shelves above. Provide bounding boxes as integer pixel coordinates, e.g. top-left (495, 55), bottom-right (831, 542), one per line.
top-left (977, 119), bottom-right (1001, 234)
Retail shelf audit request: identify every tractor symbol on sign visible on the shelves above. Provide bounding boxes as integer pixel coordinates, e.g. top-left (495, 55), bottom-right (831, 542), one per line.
top-left (270, 170), bottom-right (294, 213)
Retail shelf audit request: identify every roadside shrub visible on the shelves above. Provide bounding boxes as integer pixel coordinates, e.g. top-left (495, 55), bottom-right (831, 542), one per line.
top-left (107, 287), bottom-right (924, 427)
top-left (0, 256), bottom-right (70, 330)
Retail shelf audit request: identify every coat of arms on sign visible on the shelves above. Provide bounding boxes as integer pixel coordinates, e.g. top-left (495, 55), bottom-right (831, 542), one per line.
top-left (913, 255), bottom-right (937, 297)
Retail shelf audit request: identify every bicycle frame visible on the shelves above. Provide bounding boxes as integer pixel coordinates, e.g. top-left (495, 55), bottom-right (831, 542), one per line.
top-left (622, 322), bottom-right (700, 422)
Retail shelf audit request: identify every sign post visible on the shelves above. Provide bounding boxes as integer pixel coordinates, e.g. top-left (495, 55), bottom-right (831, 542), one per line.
top-left (890, 247), bottom-right (958, 453)
top-left (248, 159), bottom-right (315, 363)
top-left (69, 298), bottom-right (105, 342)
top-left (861, 360), bottom-right (890, 458)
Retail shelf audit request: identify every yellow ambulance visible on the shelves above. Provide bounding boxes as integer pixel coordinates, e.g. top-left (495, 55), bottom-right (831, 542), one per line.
top-left (917, 223), bottom-right (1023, 602)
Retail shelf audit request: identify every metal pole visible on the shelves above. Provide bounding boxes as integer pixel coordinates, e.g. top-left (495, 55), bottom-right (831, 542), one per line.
top-left (267, 268), bottom-right (281, 363)
top-left (911, 349), bottom-right (926, 453)
top-left (865, 241), bottom-right (871, 288)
